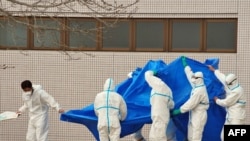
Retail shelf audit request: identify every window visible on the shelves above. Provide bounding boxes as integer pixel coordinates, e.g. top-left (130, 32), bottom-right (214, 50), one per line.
top-left (0, 18), bottom-right (27, 48)
top-left (102, 21), bottom-right (130, 50)
top-left (206, 20), bottom-right (237, 52)
top-left (169, 19), bottom-right (237, 52)
top-left (170, 20), bottom-right (201, 51)
top-left (33, 19), bottom-right (61, 48)
top-left (135, 20), bottom-right (165, 51)
top-left (68, 19), bottom-right (97, 50)
top-left (0, 17), bottom-right (237, 52)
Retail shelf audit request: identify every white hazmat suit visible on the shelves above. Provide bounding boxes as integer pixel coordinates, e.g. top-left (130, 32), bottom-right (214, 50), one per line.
top-left (180, 66), bottom-right (209, 141)
top-left (145, 70), bottom-right (175, 141)
top-left (213, 70), bottom-right (246, 141)
top-left (132, 118), bottom-right (177, 141)
top-left (94, 78), bottom-right (127, 141)
top-left (18, 85), bottom-right (62, 141)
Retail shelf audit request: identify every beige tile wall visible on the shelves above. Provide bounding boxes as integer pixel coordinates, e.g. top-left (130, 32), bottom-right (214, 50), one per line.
top-left (0, 51), bottom-right (242, 141)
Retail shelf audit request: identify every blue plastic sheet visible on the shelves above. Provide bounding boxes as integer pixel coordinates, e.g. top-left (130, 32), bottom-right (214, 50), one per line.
top-left (60, 57), bottom-right (226, 141)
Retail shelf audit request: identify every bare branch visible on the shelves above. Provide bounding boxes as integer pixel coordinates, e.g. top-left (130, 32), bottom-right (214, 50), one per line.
top-left (0, 64), bottom-right (15, 69)
top-left (0, 0), bottom-right (139, 59)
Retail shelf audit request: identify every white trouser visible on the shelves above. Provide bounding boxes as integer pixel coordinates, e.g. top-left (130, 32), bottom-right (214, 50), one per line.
top-left (187, 111), bottom-right (207, 141)
top-left (98, 126), bottom-right (121, 141)
top-left (149, 118), bottom-right (168, 141)
top-left (26, 115), bottom-right (48, 141)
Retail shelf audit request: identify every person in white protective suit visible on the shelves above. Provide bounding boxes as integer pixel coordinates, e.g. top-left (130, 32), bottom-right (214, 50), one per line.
top-left (129, 70), bottom-right (177, 141)
top-left (145, 70), bottom-right (175, 141)
top-left (171, 56), bottom-right (209, 141)
top-left (16, 80), bottom-right (64, 141)
top-left (208, 65), bottom-right (246, 141)
top-left (94, 78), bottom-right (127, 141)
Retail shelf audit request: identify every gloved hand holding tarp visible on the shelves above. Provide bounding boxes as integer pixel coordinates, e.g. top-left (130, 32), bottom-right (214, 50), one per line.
top-left (0, 111), bottom-right (19, 121)
top-left (60, 56), bottom-right (226, 141)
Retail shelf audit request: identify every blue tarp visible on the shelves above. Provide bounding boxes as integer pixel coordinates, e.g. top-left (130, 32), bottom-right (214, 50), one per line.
top-left (60, 57), bottom-right (226, 141)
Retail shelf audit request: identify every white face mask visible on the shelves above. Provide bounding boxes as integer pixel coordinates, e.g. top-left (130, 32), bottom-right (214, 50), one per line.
top-left (24, 91), bottom-right (32, 95)
top-left (22, 91), bottom-right (32, 101)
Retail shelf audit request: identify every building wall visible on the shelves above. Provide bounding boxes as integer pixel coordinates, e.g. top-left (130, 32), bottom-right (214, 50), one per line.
top-left (0, 0), bottom-right (249, 141)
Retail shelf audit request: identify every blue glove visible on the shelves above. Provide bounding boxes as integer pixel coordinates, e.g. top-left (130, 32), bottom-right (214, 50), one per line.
top-left (181, 56), bottom-right (187, 67)
top-left (171, 109), bottom-right (182, 116)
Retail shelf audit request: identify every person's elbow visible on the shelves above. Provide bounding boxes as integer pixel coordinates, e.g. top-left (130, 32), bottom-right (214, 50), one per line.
top-left (169, 103), bottom-right (175, 110)
top-left (120, 111), bottom-right (127, 121)
top-left (120, 115), bottom-right (127, 121)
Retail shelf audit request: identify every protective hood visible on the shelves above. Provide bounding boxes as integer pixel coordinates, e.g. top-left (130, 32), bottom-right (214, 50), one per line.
top-left (225, 73), bottom-right (238, 90)
top-left (194, 72), bottom-right (203, 78)
top-left (191, 71), bottom-right (204, 86)
top-left (32, 85), bottom-right (42, 92)
top-left (103, 78), bottom-right (115, 91)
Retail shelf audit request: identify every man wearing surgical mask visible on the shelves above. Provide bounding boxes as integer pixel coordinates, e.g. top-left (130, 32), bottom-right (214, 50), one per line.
top-left (16, 80), bottom-right (64, 141)
top-left (208, 65), bottom-right (246, 141)
top-left (172, 56), bottom-right (209, 141)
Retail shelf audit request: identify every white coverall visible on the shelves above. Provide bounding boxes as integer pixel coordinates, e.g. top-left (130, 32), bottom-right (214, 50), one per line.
top-left (180, 66), bottom-right (209, 141)
top-left (18, 85), bottom-right (61, 141)
top-left (94, 78), bottom-right (127, 141)
top-left (133, 118), bottom-right (177, 141)
top-left (214, 71), bottom-right (246, 141)
top-left (145, 70), bottom-right (175, 141)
